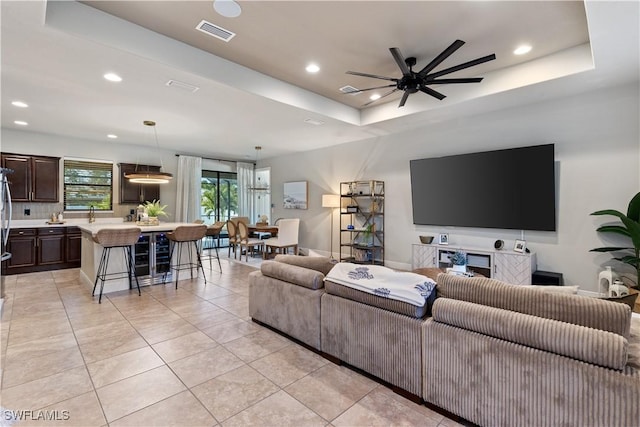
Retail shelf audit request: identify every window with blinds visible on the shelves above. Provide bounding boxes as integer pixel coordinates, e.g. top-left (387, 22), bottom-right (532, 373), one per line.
top-left (64, 159), bottom-right (113, 211)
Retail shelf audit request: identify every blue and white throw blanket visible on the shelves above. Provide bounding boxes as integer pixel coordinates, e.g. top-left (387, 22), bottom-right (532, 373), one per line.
top-left (325, 263), bottom-right (436, 307)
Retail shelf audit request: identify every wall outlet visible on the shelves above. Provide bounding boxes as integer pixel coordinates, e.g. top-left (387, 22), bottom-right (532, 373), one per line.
top-left (24, 208), bottom-right (30, 216)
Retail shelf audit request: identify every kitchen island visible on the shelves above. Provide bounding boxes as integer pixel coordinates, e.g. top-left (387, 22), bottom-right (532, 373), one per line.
top-left (78, 222), bottom-right (203, 295)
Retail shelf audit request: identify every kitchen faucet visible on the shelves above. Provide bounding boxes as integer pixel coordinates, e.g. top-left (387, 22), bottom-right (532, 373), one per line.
top-left (89, 205), bottom-right (95, 223)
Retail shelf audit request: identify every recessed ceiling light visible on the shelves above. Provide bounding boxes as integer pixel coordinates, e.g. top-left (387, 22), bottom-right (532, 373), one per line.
top-left (369, 94), bottom-right (381, 101)
top-left (103, 73), bottom-right (122, 82)
top-left (513, 45), bottom-right (532, 55)
top-left (213, 0), bottom-right (241, 18)
top-left (14, 120), bottom-right (28, 126)
top-left (107, 134), bottom-right (118, 139)
top-left (11, 101), bottom-right (28, 108)
top-left (306, 63), bottom-right (320, 73)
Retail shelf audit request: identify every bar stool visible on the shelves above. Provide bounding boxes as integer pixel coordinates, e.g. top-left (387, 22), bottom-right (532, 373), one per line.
top-left (92, 227), bottom-right (142, 304)
top-left (164, 224), bottom-right (208, 289)
top-left (202, 221), bottom-right (224, 271)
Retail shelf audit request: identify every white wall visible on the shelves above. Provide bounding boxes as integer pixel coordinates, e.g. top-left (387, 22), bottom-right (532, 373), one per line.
top-left (262, 83), bottom-right (639, 291)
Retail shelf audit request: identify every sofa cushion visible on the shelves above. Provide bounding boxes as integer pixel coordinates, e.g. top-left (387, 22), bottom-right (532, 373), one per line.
top-left (274, 254), bottom-right (337, 276)
top-left (260, 260), bottom-right (325, 290)
top-left (324, 280), bottom-right (431, 318)
top-left (432, 298), bottom-right (629, 370)
top-left (436, 274), bottom-right (632, 338)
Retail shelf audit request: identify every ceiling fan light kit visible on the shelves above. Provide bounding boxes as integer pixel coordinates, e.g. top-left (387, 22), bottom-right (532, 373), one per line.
top-left (346, 40), bottom-right (496, 107)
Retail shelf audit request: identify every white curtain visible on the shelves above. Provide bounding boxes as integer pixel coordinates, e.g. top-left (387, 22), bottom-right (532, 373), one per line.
top-left (175, 155), bottom-right (202, 222)
top-left (236, 162), bottom-right (254, 220)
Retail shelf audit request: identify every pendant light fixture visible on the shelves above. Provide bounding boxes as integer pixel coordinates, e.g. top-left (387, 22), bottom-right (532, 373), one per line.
top-left (125, 120), bottom-right (173, 184)
top-left (247, 146), bottom-right (269, 192)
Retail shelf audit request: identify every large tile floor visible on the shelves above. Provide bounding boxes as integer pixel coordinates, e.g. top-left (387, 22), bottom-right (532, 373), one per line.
top-left (0, 256), bottom-right (464, 426)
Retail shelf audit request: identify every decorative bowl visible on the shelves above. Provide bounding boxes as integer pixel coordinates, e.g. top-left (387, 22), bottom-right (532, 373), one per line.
top-left (419, 235), bottom-right (434, 244)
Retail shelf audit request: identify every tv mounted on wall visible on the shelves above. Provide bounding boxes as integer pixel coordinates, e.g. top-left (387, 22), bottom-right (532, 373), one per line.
top-left (410, 144), bottom-right (556, 231)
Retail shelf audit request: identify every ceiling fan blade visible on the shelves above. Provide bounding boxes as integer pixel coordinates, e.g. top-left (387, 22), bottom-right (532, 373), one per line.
top-left (418, 39), bottom-right (465, 77)
top-left (398, 91), bottom-right (411, 107)
top-left (428, 53), bottom-right (496, 79)
top-left (346, 70), bottom-right (397, 82)
top-left (425, 77), bottom-right (483, 84)
top-left (350, 84), bottom-right (397, 93)
top-left (419, 86), bottom-right (446, 100)
top-left (390, 47), bottom-right (411, 76)
top-left (362, 88), bottom-right (399, 107)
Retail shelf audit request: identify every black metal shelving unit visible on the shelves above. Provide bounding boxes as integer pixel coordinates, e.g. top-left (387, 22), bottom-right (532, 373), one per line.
top-left (339, 180), bottom-right (384, 265)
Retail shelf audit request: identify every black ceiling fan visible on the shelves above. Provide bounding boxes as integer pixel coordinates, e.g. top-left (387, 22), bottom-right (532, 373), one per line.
top-left (346, 40), bottom-right (496, 108)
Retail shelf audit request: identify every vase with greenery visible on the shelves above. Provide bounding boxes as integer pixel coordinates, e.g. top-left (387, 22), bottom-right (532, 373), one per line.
top-left (590, 191), bottom-right (640, 288)
top-left (143, 199), bottom-right (168, 219)
top-left (450, 250), bottom-right (467, 272)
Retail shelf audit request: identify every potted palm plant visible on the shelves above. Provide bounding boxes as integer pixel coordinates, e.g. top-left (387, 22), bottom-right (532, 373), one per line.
top-left (143, 200), bottom-right (168, 225)
top-left (591, 191), bottom-right (640, 292)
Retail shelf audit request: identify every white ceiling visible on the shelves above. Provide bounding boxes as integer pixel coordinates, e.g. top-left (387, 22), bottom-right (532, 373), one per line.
top-left (1, 1), bottom-right (638, 161)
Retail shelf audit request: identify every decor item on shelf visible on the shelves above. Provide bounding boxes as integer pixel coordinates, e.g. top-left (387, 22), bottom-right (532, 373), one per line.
top-left (125, 121), bottom-right (173, 184)
top-left (438, 233), bottom-right (449, 245)
top-left (345, 40), bottom-right (496, 108)
top-left (609, 279), bottom-right (629, 298)
top-left (419, 235), bottom-right (434, 244)
top-left (514, 239), bottom-right (526, 253)
top-left (322, 194), bottom-right (340, 259)
top-left (283, 181), bottom-right (307, 209)
top-left (494, 239), bottom-right (504, 250)
top-left (599, 266), bottom-right (619, 295)
top-left (590, 191), bottom-right (640, 289)
top-left (450, 250), bottom-right (467, 272)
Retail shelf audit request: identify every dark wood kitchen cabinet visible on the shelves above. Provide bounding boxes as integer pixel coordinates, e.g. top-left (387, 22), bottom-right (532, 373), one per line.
top-left (1, 153), bottom-right (59, 202)
top-left (3, 227), bottom-right (81, 275)
top-left (119, 163), bottom-right (161, 204)
top-left (5, 228), bottom-right (37, 271)
top-left (38, 228), bottom-right (65, 265)
top-left (65, 227), bottom-right (82, 263)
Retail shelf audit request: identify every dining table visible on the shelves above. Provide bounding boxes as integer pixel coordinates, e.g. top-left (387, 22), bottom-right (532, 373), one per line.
top-left (248, 224), bottom-right (278, 237)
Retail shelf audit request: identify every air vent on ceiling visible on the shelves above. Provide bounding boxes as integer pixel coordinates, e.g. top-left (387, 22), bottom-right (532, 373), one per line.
top-left (166, 79), bottom-right (200, 93)
top-left (339, 85), bottom-right (360, 95)
top-left (195, 20), bottom-right (235, 42)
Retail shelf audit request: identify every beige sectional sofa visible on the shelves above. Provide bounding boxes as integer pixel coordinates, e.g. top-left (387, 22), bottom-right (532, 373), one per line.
top-left (248, 255), bottom-right (640, 427)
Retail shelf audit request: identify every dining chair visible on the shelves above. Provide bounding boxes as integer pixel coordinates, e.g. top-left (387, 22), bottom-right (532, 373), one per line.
top-left (226, 219), bottom-right (239, 258)
top-left (263, 218), bottom-right (299, 258)
top-left (237, 221), bottom-right (265, 261)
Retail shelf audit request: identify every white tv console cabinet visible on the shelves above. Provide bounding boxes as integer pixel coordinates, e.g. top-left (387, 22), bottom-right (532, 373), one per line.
top-left (412, 243), bottom-right (537, 285)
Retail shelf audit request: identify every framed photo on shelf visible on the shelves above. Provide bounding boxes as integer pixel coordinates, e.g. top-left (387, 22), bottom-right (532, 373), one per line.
top-left (438, 233), bottom-right (449, 245)
top-left (283, 181), bottom-right (308, 209)
top-left (514, 239), bottom-right (526, 253)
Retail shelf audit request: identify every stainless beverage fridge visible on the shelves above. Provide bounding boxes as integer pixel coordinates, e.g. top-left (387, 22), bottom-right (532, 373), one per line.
top-left (1, 167), bottom-right (14, 304)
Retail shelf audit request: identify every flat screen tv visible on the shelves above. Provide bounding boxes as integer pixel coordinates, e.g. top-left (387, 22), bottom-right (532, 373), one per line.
top-left (410, 144), bottom-right (556, 231)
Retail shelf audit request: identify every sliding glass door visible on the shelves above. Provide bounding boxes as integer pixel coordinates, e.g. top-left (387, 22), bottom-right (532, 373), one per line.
top-left (201, 170), bottom-right (238, 224)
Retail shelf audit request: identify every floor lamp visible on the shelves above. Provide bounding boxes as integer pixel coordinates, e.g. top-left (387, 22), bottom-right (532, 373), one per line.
top-left (322, 194), bottom-right (340, 259)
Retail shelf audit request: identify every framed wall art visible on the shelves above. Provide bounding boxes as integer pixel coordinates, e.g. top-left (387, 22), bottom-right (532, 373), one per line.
top-left (283, 181), bottom-right (308, 209)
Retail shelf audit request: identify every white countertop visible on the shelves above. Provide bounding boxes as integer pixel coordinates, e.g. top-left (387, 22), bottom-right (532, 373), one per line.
top-left (77, 222), bottom-right (199, 234)
top-left (11, 218), bottom-right (127, 229)
top-left (11, 218), bottom-right (200, 234)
